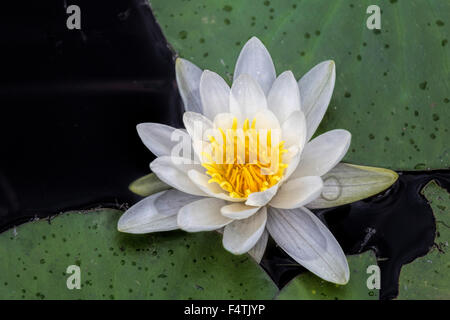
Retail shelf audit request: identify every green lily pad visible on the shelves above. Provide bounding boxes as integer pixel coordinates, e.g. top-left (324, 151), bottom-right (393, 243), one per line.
top-left (397, 181), bottom-right (450, 299)
top-left (150, 0), bottom-right (449, 170)
top-left (0, 210), bottom-right (277, 299)
top-left (276, 251), bottom-right (379, 300)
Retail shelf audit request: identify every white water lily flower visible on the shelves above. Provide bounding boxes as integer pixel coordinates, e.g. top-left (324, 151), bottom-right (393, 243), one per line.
top-left (118, 37), bottom-right (352, 284)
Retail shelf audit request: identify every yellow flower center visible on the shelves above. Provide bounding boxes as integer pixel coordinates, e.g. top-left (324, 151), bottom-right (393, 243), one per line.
top-left (201, 117), bottom-right (288, 198)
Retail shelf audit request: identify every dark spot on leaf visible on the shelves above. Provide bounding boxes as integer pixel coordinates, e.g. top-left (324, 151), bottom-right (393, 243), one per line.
top-left (178, 30), bottom-right (188, 39)
top-left (419, 81), bottom-right (427, 90)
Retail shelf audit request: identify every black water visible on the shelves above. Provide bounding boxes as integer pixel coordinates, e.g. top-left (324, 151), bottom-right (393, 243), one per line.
top-left (0, 0), bottom-right (182, 228)
top-left (0, 0), bottom-right (448, 300)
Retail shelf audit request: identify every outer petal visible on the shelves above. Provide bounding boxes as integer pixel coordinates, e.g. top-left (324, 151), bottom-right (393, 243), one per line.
top-left (200, 70), bottom-right (230, 120)
top-left (307, 163), bottom-right (399, 209)
top-left (290, 129), bottom-right (351, 180)
top-left (281, 110), bottom-right (307, 150)
top-left (247, 229), bottom-right (269, 263)
top-left (150, 156), bottom-right (206, 196)
top-left (234, 36), bottom-right (276, 95)
top-left (176, 58), bottom-right (203, 113)
top-left (269, 176), bottom-right (323, 209)
top-left (117, 190), bottom-right (200, 234)
top-left (177, 198), bottom-right (232, 232)
top-left (298, 60), bottom-right (336, 141)
top-left (267, 207), bottom-right (349, 284)
top-left (268, 71), bottom-right (302, 124)
top-left (137, 123), bottom-right (188, 157)
top-left (221, 203), bottom-right (260, 220)
top-left (223, 207), bottom-right (267, 255)
top-left (230, 74), bottom-right (268, 121)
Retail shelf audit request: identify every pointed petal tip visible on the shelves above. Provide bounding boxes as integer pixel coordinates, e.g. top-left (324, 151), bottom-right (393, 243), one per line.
top-left (335, 262), bottom-right (350, 285)
top-left (392, 170), bottom-right (400, 183)
top-left (175, 57), bottom-right (185, 70)
top-left (136, 122), bottom-right (147, 133)
top-left (242, 36), bottom-right (269, 54)
top-left (175, 57), bottom-right (187, 65)
top-left (331, 129), bottom-right (352, 143)
top-left (321, 59), bottom-right (335, 68)
top-left (248, 36), bottom-right (262, 43)
top-left (222, 242), bottom-right (248, 256)
top-left (201, 69), bottom-right (214, 77)
top-left (117, 218), bottom-right (125, 233)
top-left (311, 60), bottom-right (335, 70)
top-left (280, 70), bottom-right (295, 77)
top-left (346, 163), bottom-right (399, 184)
top-left (116, 211), bottom-right (136, 234)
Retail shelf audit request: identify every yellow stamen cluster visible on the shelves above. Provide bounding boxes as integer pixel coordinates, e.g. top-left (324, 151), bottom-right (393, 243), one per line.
top-left (201, 117), bottom-right (288, 198)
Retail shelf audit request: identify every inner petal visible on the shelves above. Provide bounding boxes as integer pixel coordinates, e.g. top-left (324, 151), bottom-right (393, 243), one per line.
top-left (201, 117), bottom-right (288, 198)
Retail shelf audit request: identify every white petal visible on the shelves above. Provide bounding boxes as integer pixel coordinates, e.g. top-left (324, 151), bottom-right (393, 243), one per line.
top-left (230, 74), bottom-right (268, 121)
top-left (270, 176), bottom-right (323, 209)
top-left (298, 60), bottom-right (336, 141)
top-left (246, 184), bottom-right (279, 207)
top-left (282, 145), bottom-right (301, 181)
top-left (307, 163), bottom-right (399, 209)
top-left (234, 37), bottom-right (276, 95)
top-left (187, 169), bottom-right (245, 202)
top-left (247, 229), bottom-right (268, 263)
top-left (176, 58), bottom-right (203, 114)
top-left (253, 109), bottom-right (281, 131)
top-left (267, 207), bottom-right (349, 284)
top-left (290, 129), bottom-right (351, 179)
top-left (213, 112), bottom-right (235, 129)
top-left (221, 203), bottom-right (260, 220)
top-left (268, 71), bottom-right (302, 124)
top-left (117, 190), bottom-right (200, 234)
top-left (200, 70), bottom-right (230, 120)
top-left (177, 198), bottom-right (232, 232)
top-left (281, 110), bottom-right (307, 150)
top-left (183, 111), bottom-right (213, 142)
top-left (150, 156), bottom-right (206, 196)
top-left (192, 139), bottom-right (212, 163)
top-left (137, 123), bottom-right (188, 158)
top-left (223, 207), bottom-right (267, 255)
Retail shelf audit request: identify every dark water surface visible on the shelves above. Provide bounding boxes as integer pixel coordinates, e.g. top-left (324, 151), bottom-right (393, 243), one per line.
top-left (0, 0), bottom-right (182, 228)
top-left (0, 0), bottom-right (448, 300)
